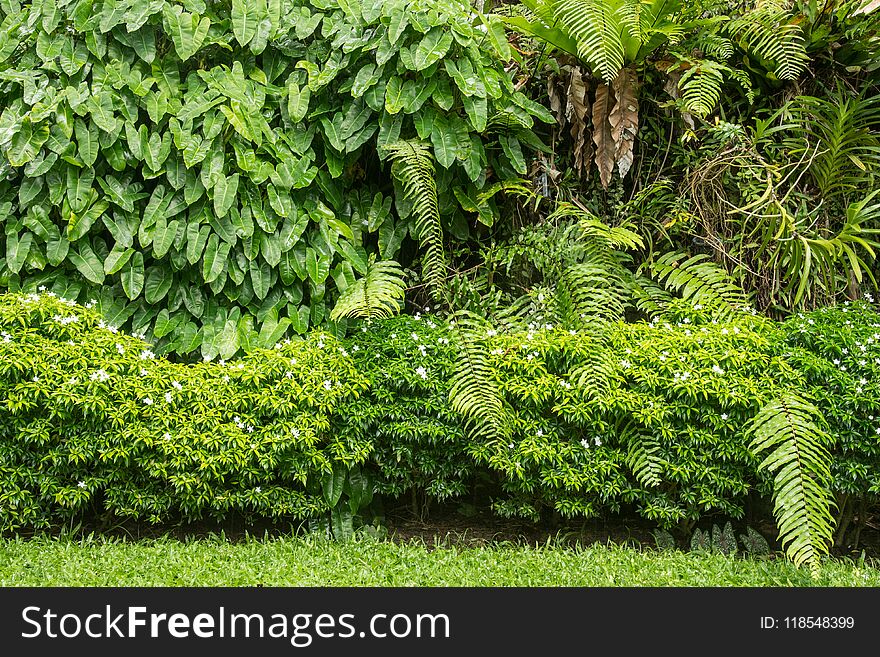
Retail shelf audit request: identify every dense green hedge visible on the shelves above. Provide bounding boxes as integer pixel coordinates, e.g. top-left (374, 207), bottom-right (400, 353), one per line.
top-left (1, 291), bottom-right (878, 540)
top-left (0, 0), bottom-right (547, 359)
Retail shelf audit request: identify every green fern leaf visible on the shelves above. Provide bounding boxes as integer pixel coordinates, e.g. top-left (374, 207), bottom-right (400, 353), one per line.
top-left (749, 394), bottom-right (835, 576)
top-left (651, 252), bottom-right (749, 317)
top-left (448, 312), bottom-right (510, 442)
top-left (383, 140), bottom-right (445, 293)
top-left (555, 0), bottom-right (626, 81)
top-left (330, 258), bottom-right (406, 321)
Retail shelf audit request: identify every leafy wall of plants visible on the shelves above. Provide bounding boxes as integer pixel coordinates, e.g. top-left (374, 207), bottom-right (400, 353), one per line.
top-left (2, 291), bottom-right (878, 570)
top-left (0, 0), bottom-right (549, 360)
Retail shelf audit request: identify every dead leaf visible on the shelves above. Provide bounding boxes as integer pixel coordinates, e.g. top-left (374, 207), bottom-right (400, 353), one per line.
top-left (610, 67), bottom-right (639, 179)
top-left (592, 82), bottom-right (616, 189)
top-left (567, 67), bottom-right (590, 176)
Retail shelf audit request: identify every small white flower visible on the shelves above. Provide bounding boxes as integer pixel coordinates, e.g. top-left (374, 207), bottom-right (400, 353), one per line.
top-left (90, 369), bottom-right (110, 382)
top-left (593, 436), bottom-right (602, 446)
top-left (116, 344), bottom-right (125, 354)
top-left (291, 428), bottom-right (301, 438)
top-left (721, 413), bottom-right (729, 421)
top-left (68, 377), bottom-right (78, 384)
top-left (833, 359), bottom-right (841, 365)
top-left (77, 481), bottom-right (86, 489)
top-left (526, 353), bottom-right (534, 361)
top-left (247, 425), bottom-right (254, 433)
top-left (569, 330), bottom-right (577, 335)
top-left (721, 328), bottom-right (729, 335)
top-left (487, 328), bottom-right (497, 337)
top-left (32, 375), bottom-right (39, 382)
top-left (223, 375), bottom-right (230, 382)
top-left (163, 433), bottom-right (171, 440)
top-left (508, 443), bottom-right (515, 449)
top-left (411, 332), bottom-right (419, 340)
top-left (143, 397), bottom-right (153, 405)
top-left (352, 345), bottom-right (359, 352)
top-left (316, 341), bottom-right (324, 349)
top-left (682, 317), bottom-right (690, 324)
top-left (712, 365), bottom-right (725, 375)
top-left (164, 392), bottom-right (173, 403)
top-left (537, 293), bottom-right (545, 302)
top-left (38, 285), bottom-right (47, 292)
top-left (140, 349), bottom-right (155, 360)
top-left (172, 381), bottom-right (182, 390)
top-left (415, 366), bottom-right (428, 379)
top-left (536, 429), bottom-right (543, 437)
top-left (580, 438), bottom-right (590, 449)
top-left (323, 380), bottom-right (332, 390)
top-left (390, 334), bottom-right (397, 340)
top-left (255, 486), bottom-right (262, 493)
top-left (285, 371), bottom-right (293, 379)
top-left (620, 359), bottom-right (631, 369)
top-left (876, 427), bottom-right (880, 435)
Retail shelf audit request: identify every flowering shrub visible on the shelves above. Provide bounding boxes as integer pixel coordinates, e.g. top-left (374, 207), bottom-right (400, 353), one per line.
top-left (0, 291), bottom-right (368, 531)
top-left (780, 301), bottom-right (880, 543)
top-left (1, 291), bottom-right (878, 550)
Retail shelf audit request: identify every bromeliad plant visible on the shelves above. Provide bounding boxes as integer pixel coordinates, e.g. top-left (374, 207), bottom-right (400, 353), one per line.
top-left (503, 0), bottom-right (809, 186)
top-left (0, 0), bottom-right (550, 359)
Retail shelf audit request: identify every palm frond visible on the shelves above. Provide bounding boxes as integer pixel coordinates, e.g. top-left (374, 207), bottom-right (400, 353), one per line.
top-left (749, 394), bottom-right (835, 576)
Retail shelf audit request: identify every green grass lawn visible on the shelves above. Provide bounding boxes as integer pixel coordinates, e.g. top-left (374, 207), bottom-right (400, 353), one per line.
top-left (1, 534), bottom-right (878, 586)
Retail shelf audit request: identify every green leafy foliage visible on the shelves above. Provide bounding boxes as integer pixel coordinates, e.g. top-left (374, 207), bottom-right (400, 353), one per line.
top-left (4, 291), bottom-right (880, 574)
top-left (0, 0), bottom-right (550, 358)
top-left (749, 393), bottom-right (835, 576)
top-left (329, 258), bottom-right (406, 321)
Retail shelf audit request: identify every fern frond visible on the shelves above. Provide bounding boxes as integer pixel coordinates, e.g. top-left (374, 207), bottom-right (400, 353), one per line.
top-left (448, 312), bottom-right (510, 442)
top-left (630, 274), bottom-right (676, 318)
top-left (699, 33), bottom-right (734, 60)
top-left (562, 260), bottom-right (633, 324)
top-left (726, 7), bottom-right (808, 80)
top-left (622, 423), bottom-right (664, 488)
top-left (651, 252), bottom-right (749, 317)
top-left (570, 336), bottom-right (617, 397)
top-left (554, 0), bottom-right (626, 81)
top-left (678, 60), bottom-right (725, 118)
top-left (749, 394), bottom-right (835, 576)
top-left (383, 140), bottom-right (445, 292)
top-left (329, 258), bottom-right (406, 321)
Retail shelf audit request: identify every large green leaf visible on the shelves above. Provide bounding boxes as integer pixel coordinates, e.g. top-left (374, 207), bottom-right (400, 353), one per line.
top-left (74, 118), bottom-right (99, 167)
top-left (68, 241), bottom-right (105, 284)
top-left (410, 28), bottom-right (453, 71)
top-left (103, 244), bottom-right (134, 274)
top-left (8, 120), bottom-right (49, 167)
top-left (120, 251), bottom-right (145, 299)
top-left (287, 82), bottom-right (311, 123)
top-left (213, 173), bottom-right (239, 218)
top-left (162, 5), bottom-right (210, 61)
top-left (144, 265), bottom-right (173, 303)
top-left (202, 233), bottom-right (230, 283)
top-left (430, 115), bottom-right (470, 168)
top-left (231, 0), bottom-right (259, 46)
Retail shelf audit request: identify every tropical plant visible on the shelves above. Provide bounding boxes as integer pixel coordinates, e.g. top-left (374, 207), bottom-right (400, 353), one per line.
top-left (749, 394), bottom-right (835, 576)
top-left (0, 0), bottom-right (550, 358)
